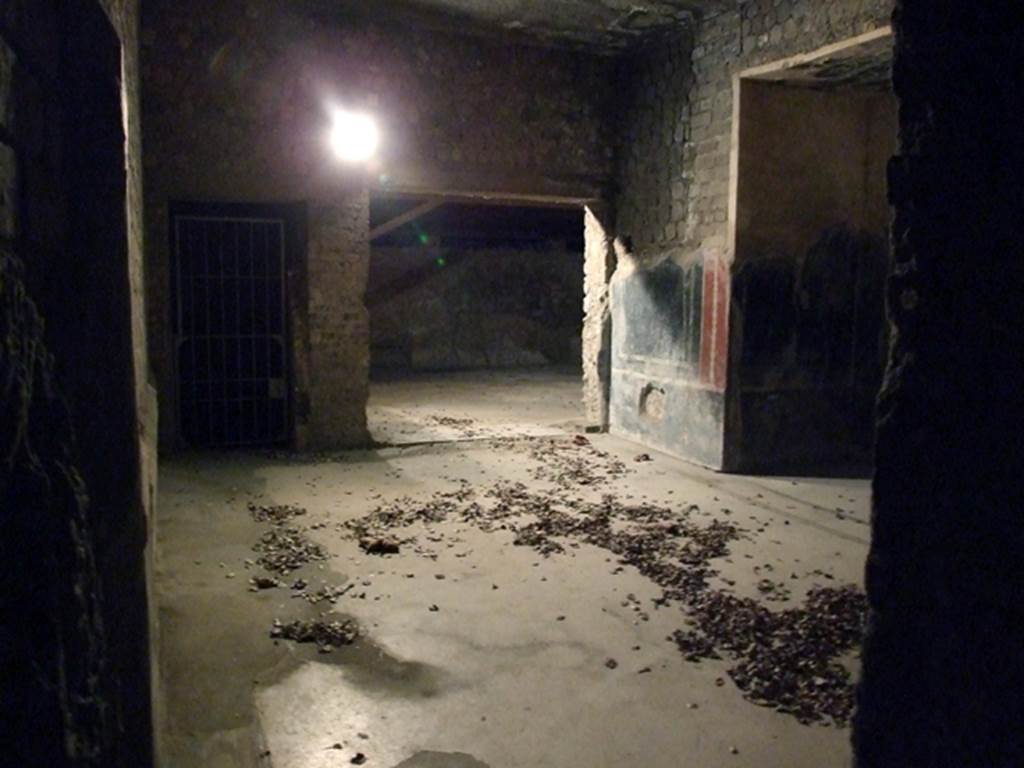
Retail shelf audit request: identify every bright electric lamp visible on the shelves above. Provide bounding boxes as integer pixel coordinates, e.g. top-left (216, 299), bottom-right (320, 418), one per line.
top-left (328, 107), bottom-right (379, 163)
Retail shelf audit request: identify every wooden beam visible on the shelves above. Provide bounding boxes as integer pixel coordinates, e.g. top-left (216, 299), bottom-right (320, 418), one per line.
top-left (369, 199), bottom-right (443, 242)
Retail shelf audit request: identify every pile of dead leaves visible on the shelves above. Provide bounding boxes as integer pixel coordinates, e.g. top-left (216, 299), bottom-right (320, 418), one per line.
top-left (342, 470), bottom-right (868, 726)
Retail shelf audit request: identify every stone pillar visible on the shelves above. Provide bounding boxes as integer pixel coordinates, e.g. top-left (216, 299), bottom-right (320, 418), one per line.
top-left (582, 203), bottom-right (616, 431)
top-left (301, 193), bottom-right (371, 449)
top-left (853, 3), bottom-right (1024, 766)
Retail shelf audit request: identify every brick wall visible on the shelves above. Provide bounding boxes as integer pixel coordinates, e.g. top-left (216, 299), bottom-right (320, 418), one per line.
top-left (615, 28), bottom-right (694, 255)
top-left (302, 196), bottom-right (371, 449)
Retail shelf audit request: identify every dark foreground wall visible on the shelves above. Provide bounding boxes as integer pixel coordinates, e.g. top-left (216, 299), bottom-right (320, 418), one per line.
top-left (854, 2), bottom-right (1024, 765)
top-left (1, 0), bottom-right (154, 765)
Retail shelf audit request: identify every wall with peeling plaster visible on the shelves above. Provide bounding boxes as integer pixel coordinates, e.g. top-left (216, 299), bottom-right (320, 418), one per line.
top-left (609, 0), bottom-right (893, 469)
top-left (730, 81), bottom-right (896, 473)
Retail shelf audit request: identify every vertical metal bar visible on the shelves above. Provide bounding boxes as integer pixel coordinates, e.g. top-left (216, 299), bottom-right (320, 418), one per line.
top-left (189, 218), bottom-right (199, 445)
top-left (266, 219), bottom-right (274, 442)
top-left (203, 220), bottom-right (213, 446)
top-left (250, 220), bottom-right (259, 444)
top-left (276, 220), bottom-right (286, 441)
top-left (235, 220), bottom-right (243, 446)
top-left (218, 221), bottom-right (228, 445)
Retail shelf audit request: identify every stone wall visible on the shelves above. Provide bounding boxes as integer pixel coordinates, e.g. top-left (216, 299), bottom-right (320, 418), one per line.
top-left (141, 0), bottom-right (615, 448)
top-left (609, 0), bottom-right (893, 469)
top-left (0, 0), bottom-right (154, 764)
top-left (854, 1), bottom-right (1024, 764)
top-left (370, 244), bottom-right (584, 372)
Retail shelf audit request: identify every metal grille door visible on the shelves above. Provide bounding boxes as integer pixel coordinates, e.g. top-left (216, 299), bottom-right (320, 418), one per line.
top-left (174, 213), bottom-right (289, 447)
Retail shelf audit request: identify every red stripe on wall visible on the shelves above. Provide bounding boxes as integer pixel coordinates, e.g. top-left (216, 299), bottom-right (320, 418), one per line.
top-left (698, 258), bottom-right (716, 387)
top-left (712, 254), bottom-right (730, 390)
top-left (698, 250), bottom-right (729, 392)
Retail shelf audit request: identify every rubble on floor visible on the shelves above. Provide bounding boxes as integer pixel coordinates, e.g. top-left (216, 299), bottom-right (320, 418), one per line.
top-left (253, 525), bottom-right (328, 575)
top-left (270, 617), bottom-right (359, 653)
top-left (249, 501), bottom-right (328, 575)
top-left (338, 435), bottom-right (868, 726)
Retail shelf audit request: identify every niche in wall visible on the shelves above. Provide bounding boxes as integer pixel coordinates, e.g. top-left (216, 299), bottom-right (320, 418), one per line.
top-left (727, 29), bottom-right (897, 475)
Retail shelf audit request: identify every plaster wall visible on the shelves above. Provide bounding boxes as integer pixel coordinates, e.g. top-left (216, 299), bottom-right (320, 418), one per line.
top-left (729, 81), bottom-right (896, 473)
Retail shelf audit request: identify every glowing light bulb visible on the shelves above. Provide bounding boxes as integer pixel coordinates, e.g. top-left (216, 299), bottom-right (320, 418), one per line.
top-left (328, 107), bottom-right (379, 163)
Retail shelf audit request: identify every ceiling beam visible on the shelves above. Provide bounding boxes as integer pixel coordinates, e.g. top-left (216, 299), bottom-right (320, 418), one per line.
top-left (369, 198), bottom-right (444, 242)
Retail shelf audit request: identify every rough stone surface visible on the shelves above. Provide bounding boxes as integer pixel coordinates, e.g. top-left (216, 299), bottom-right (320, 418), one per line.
top-left (141, 0), bottom-right (615, 448)
top-left (0, 37), bottom-right (13, 130)
top-left (346, 0), bottom-right (728, 55)
top-left (1, 2), bottom-right (154, 765)
top-left (853, 2), bottom-right (1024, 765)
top-left (370, 245), bottom-right (583, 371)
top-left (302, 197), bottom-right (372, 449)
top-left (1, 246), bottom-right (111, 765)
top-left (582, 205), bottom-right (616, 429)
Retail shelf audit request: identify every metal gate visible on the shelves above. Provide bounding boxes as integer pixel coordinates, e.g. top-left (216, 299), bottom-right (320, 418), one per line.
top-left (173, 211), bottom-right (290, 447)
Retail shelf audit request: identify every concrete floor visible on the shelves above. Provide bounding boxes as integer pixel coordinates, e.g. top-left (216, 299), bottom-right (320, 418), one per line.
top-left (155, 369), bottom-right (871, 768)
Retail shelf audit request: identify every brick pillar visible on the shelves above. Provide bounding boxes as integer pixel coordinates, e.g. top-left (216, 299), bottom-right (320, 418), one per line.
top-left (582, 203), bottom-right (616, 431)
top-left (302, 193), bottom-right (371, 449)
top-left (853, 3), bottom-right (1024, 765)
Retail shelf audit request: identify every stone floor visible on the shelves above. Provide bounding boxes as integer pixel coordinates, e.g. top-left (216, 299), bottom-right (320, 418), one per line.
top-left (367, 368), bottom-right (582, 445)
top-left (155, 368), bottom-right (871, 768)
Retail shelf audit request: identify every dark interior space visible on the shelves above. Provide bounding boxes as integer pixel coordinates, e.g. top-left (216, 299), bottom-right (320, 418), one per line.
top-left (368, 199), bottom-right (584, 374)
top-left (2, 2), bottom-right (1023, 768)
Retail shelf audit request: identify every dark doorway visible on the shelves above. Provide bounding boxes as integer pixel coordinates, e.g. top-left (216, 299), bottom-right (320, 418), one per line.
top-left (365, 196), bottom-right (586, 444)
top-left (171, 204), bottom-right (293, 447)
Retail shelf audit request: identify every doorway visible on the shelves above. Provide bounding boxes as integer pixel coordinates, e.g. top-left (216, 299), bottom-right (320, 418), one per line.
top-left (366, 196), bottom-right (586, 443)
top-left (171, 203), bottom-right (294, 447)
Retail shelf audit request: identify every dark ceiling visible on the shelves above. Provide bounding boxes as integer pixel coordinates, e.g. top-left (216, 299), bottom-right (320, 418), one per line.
top-left (342, 0), bottom-right (729, 54)
top-left (371, 198), bottom-right (585, 251)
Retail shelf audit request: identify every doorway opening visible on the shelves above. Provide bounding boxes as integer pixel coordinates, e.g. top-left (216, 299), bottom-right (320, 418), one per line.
top-left (170, 202), bottom-right (299, 448)
top-left (366, 196), bottom-right (585, 444)
top-left (726, 29), bottom-right (896, 475)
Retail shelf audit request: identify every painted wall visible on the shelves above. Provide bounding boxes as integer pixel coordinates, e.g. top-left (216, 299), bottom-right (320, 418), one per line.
top-left (609, 0), bottom-right (893, 469)
top-left (729, 82), bottom-right (897, 473)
